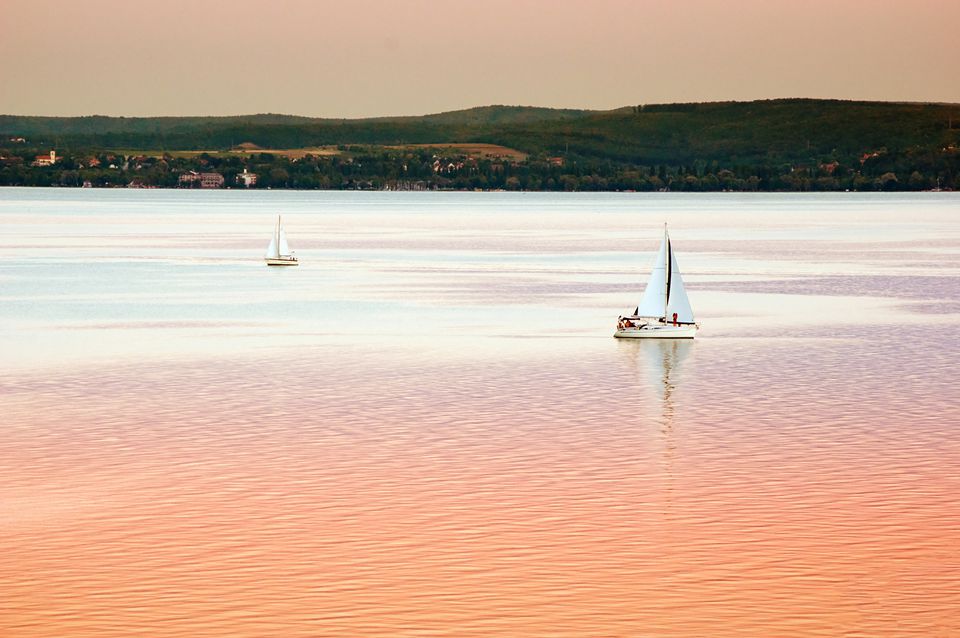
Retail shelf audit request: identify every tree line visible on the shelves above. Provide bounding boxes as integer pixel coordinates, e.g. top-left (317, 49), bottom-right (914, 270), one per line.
top-left (1, 145), bottom-right (955, 191)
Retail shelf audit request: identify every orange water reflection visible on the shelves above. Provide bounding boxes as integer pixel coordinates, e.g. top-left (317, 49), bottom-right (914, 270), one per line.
top-left (3, 334), bottom-right (958, 637)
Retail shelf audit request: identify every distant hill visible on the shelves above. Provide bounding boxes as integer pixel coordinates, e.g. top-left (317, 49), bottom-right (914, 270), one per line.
top-left (0, 106), bottom-right (591, 151)
top-left (2, 100), bottom-right (957, 162)
top-left (487, 99), bottom-right (960, 165)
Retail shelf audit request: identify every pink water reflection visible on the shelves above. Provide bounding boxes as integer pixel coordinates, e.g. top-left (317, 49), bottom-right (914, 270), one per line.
top-left (3, 332), bottom-right (959, 637)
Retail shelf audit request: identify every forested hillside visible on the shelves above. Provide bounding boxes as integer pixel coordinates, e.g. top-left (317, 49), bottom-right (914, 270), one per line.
top-left (2, 100), bottom-right (957, 190)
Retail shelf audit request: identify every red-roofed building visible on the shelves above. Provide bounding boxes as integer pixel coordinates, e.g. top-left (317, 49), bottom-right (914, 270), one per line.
top-left (32, 150), bottom-right (57, 167)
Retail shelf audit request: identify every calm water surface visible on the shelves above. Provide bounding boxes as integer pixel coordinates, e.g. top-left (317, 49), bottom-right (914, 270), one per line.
top-left (2, 189), bottom-right (959, 636)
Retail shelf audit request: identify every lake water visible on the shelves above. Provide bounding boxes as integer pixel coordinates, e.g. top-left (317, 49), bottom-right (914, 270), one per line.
top-left (2, 188), bottom-right (958, 636)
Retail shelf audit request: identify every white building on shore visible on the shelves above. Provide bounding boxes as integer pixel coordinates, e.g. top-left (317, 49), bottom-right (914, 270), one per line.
top-left (237, 168), bottom-right (258, 187)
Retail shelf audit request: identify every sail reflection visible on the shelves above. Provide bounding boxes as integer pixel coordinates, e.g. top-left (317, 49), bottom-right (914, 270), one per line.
top-left (618, 339), bottom-right (694, 511)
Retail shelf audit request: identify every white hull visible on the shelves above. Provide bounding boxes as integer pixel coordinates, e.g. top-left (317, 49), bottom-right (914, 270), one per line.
top-left (265, 257), bottom-right (298, 266)
top-left (614, 323), bottom-right (698, 339)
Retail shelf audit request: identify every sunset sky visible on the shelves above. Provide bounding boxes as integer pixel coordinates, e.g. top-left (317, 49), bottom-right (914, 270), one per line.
top-left (3, 0), bottom-right (958, 118)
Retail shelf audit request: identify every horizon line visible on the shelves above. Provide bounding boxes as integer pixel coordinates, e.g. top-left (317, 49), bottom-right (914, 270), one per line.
top-left (3, 97), bottom-right (960, 121)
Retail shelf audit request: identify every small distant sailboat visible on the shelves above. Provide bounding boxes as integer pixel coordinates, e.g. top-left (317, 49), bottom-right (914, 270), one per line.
top-left (615, 224), bottom-right (699, 339)
top-left (264, 215), bottom-right (298, 266)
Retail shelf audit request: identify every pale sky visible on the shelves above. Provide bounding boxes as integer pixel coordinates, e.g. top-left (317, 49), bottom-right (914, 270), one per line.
top-left (2, 0), bottom-right (958, 117)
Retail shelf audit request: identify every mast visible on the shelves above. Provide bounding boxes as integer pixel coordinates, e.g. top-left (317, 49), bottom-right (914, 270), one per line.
top-left (276, 214), bottom-right (281, 257)
top-left (663, 223), bottom-right (670, 320)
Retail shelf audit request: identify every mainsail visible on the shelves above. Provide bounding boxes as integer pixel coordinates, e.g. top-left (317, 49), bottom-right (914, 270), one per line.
top-left (665, 242), bottom-right (694, 323)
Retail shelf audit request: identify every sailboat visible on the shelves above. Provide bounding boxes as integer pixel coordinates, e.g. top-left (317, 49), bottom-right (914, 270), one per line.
top-left (615, 224), bottom-right (698, 338)
top-left (264, 215), bottom-right (298, 266)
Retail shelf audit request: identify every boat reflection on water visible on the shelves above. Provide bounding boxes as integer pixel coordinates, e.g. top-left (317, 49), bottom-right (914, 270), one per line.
top-left (617, 338), bottom-right (694, 512)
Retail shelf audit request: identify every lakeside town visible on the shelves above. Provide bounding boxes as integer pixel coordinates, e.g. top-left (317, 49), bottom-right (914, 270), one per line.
top-left (1, 142), bottom-right (955, 192)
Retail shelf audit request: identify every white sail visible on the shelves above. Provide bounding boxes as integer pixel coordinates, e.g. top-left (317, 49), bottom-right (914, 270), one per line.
top-left (264, 215), bottom-right (298, 265)
top-left (665, 244), bottom-right (695, 323)
top-left (265, 233), bottom-right (279, 258)
top-left (265, 215), bottom-right (294, 258)
top-left (634, 229), bottom-right (694, 323)
top-left (636, 234), bottom-right (668, 317)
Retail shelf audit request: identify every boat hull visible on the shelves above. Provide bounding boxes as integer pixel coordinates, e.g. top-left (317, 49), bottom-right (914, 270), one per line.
top-left (265, 257), bottom-right (298, 266)
top-left (614, 323), bottom-right (698, 339)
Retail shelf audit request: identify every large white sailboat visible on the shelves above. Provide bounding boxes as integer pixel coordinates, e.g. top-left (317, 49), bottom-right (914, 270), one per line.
top-left (615, 224), bottom-right (698, 339)
top-left (264, 215), bottom-right (298, 266)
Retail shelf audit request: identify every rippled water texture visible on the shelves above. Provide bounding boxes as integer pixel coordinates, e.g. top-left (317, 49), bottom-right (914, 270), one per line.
top-left (2, 190), bottom-right (959, 636)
